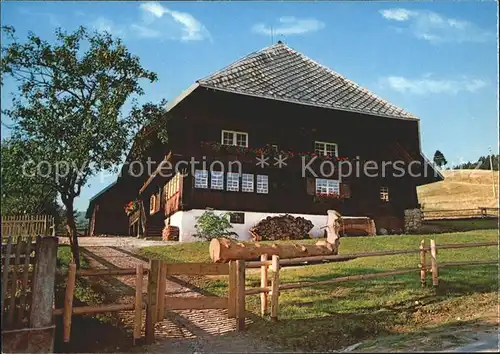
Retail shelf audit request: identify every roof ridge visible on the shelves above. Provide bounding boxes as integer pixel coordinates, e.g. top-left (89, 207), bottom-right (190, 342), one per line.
top-left (197, 42), bottom-right (285, 84)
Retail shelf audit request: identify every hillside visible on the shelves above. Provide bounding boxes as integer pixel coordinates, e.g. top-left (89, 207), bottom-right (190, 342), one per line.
top-left (417, 169), bottom-right (499, 211)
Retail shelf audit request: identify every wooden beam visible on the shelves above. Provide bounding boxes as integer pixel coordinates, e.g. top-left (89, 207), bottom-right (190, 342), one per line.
top-left (133, 264), bottom-right (144, 344)
top-left (145, 260), bottom-right (159, 344)
top-left (165, 262), bottom-right (229, 276)
top-left (139, 152), bottom-right (172, 195)
top-left (163, 296), bottom-right (228, 310)
top-left (54, 303), bottom-right (135, 316)
top-left (30, 237), bottom-right (58, 328)
top-left (260, 254), bottom-right (269, 316)
top-left (430, 239), bottom-right (438, 287)
top-left (63, 263), bottom-right (77, 343)
top-left (270, 255), bottom-right (280, 322)
top-left (235, 260), bottom-right (246, 331)
top-left (227, 261), bottom-right (236, 318)
top-left (156, 262), bottom-right (167, 320)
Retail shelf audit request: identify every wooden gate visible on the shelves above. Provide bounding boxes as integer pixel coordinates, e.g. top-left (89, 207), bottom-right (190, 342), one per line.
top-left (145, 259), bottom-right (246, 343)
top-left (1, 235), bottom-right (58, 353)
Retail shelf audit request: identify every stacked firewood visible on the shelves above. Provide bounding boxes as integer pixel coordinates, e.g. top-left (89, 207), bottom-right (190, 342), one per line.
top-left (162, 225), bottom-right (179, 241)
top-left (249, 214), bottom-right (314, 241)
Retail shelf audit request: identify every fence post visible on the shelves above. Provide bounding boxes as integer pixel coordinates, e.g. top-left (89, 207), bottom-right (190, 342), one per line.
top-left (145, 260), bottom-right (160, 344)
top-left (430, 239), bottom-right (439, 287)
top-left (63, 263), bottom-right (77, 343)
top-left (30, 236), bottom-right (58, 328)
top-left (235, 259), bottom-right (246, 331)
top-left (270, 255), bottom-right (280, 322)
top-left (260, 254), bottom-right (269, 316)
top-left (419, 240), bottom-right (427, 287)
top-left (134, 264), bottom-right (144, 344)
top-left (157, 261), bottom-right (167, 321)
top-left (228, 260), bottom-right (236, 318)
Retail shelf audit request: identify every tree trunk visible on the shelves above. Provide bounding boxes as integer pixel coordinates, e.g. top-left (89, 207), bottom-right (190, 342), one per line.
top-left (209, 238), bottom-right (339, 263)
top-left (64, 200), bottom-right (80, 269)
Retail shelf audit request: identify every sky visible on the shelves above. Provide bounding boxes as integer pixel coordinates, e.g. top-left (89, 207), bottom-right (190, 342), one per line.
top-left (1, 1), bottom-right (498, 212)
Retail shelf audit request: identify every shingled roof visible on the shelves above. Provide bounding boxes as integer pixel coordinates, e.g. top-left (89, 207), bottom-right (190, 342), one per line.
top-left (197, 41), bottom-right (417, 120)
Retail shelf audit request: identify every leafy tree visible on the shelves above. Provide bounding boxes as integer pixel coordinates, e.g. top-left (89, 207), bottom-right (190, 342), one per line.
top-left (433, 150), bottom-right (447, 168)
top-left (194, 209), bottom-right (238, 241)
top-left (1, 138), bottom-right (61, 218)
top-left (1, 26), bottom-right (167, 267)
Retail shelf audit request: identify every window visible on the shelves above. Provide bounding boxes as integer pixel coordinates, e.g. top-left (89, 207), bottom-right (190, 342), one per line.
top-left (256, 175), bottom-right (268, 194)
top-left (380, 186), bottom-right (389, 202)
top-left (149, 194), bottom-right (156, 214)
top-left (221, 130), bottom-right (248, 147)
top-left (226, 172), bottom-right (240, 191)
top-left (194, 170), bottom-right (208, 189)
top-left (241, 173), bottom-right (254, 192)
top-left (230, 212), bottom-right (245, 224)
top-left (211, 171), bottom-right (224, 190)
top-left (315, 141), bottom-right (338, 157)
top-left (315, 178), bottom-right (340, 195)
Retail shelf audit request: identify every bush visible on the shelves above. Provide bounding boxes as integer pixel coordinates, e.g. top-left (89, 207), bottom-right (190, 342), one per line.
top-left (194, 209), bottom-right (238, 241)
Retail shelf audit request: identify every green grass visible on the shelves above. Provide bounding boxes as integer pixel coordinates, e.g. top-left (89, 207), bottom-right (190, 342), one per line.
top-left (138, 230), bottom-right (498, 352)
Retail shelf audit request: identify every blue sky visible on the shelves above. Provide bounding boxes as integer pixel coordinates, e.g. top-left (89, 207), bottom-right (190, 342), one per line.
top-left (1, 1), bottom-right (498, 212)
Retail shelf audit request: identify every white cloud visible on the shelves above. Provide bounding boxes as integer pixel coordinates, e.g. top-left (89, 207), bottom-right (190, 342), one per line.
top-left (252, 16), bottom-right (325, 36)
top-left (380, 75), bottom-right (488, 95)
top-left (379, 8), bottom-right (493, 44)
top-left (380, 9), bottom-right (416, 21)
top-left (92, 17), bottom-right (127, 38)
top-left (137, 2), bottom-right (210, 41)
top-left (130, 24), bottom-right (161, 38)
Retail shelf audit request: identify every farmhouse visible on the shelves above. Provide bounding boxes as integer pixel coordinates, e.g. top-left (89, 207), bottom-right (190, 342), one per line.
top-left (86, 41), bottom-right (443, 240)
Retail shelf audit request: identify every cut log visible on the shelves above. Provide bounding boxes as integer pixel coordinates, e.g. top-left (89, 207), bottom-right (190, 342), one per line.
top-left (210, 238), bottom-right (339, 263)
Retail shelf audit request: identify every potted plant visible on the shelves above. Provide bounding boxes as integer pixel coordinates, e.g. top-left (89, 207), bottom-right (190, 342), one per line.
top-left (124, 200), bottom-right (139, 216)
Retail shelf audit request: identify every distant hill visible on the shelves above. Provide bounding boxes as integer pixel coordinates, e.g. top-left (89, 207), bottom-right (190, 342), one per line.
top-left (417, 169), bottom-right (499, 211)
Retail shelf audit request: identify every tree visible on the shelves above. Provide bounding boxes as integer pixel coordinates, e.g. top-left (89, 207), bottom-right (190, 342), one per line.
top-left (433, 150), bottom-right (447, 168)
top-left (1, 138), bottom-right (61, 218)
top-left (1, 26), bottom-right (167, 267)
top-left (194, 209), bottom-right (238, 241)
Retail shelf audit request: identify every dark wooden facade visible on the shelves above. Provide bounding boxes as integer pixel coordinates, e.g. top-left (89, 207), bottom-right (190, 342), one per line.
top-left (87, 85), bottom-right (442, 236)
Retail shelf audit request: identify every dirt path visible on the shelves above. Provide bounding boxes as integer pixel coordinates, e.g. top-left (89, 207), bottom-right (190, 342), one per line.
top-left (80, 245), bottom-right (278, 353)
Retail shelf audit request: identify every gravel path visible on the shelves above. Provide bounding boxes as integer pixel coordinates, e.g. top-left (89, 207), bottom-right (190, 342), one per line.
top-left (80, 243), bottom-right (278, 353)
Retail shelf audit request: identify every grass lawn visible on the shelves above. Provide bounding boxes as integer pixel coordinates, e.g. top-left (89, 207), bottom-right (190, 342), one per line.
top-left (138, 230), bottom-right (499, 351)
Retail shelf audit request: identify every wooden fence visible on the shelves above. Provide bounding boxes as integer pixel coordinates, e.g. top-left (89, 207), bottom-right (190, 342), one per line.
top-left (54, 265), bottom-right (147, 344)
top-left (1, 215), bottom-right (55, 237)
top-left (242, 239), bottom-right (498, 321)
top-left (422, 207), bottom-right (499, 220)
top-left (1, 236), bottom-right (59, 353)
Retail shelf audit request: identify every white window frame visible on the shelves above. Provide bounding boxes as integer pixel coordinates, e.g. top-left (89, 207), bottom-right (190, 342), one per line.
top-left (315, 141), bottom-right (338, 157)
top-left (211, 171), bottom-right (224, 190)
top-left (241, 173), bottom-right (254, 192)
top-left (380, 186), bottom-right (389, 202)
top-left (194, 169), bottom-right (208, 189)
top-left (256, 175), bottom-right (269, 194)
top-left (226, 172), bottom-right (240, 191)
top-left (315, 178), bottom-right (340, 195)
top-left (221, 130), bottom-right (248, 147)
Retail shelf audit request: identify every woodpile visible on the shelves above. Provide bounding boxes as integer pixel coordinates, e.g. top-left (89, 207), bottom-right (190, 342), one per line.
top-left (162, 225), bottom-right (179, 241)
top-left (249, 214), bottom-right (314, 241)
top-left (209, 238), bottom-right (338, 263)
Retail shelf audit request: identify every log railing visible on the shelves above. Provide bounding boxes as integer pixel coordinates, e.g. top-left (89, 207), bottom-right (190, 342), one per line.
top-left (243, 240), bottom-right (498, 321)
top-left (54, 264), bottom-right (146, 344)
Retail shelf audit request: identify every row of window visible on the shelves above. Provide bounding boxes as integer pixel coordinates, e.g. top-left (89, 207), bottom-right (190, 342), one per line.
top-left (194, 170), bottom-right (269, 194)
top-left (221, 130), bottom-right (338, 157)
top-left (193, 169), bottom-right (390, 201)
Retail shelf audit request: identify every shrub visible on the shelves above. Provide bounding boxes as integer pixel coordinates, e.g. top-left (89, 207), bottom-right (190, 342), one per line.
top-left (194, 209), bottom-right (238, 241)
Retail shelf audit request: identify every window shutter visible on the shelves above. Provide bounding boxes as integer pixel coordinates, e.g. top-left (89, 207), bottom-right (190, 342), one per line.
top-left (340, 183), bottom-right (351, 198)
top-left (306, 178), bottom-right (315, 195)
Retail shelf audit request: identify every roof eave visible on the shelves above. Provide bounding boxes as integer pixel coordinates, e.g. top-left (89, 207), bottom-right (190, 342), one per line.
top-left (198, 84), bottom-right (420, 122)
